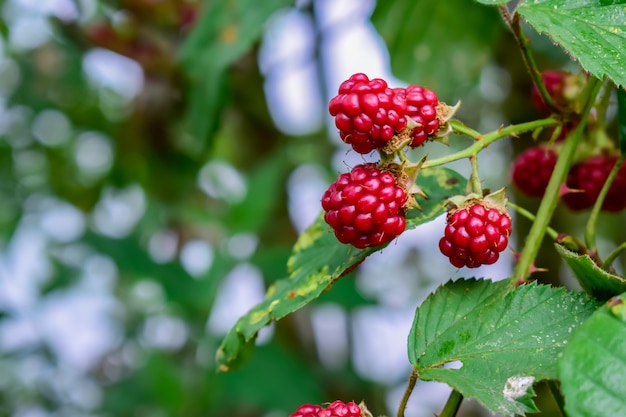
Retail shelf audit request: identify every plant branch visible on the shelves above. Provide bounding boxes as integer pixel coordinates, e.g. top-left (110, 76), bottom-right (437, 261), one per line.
top-left (513, 77), bottom-right (603, 283)
top-left (499, 6), bottom-right (560, 115)
top-left (424, 118), bottom-right (559, 169)
top-left (397, 369), bottom-right (418, 417)
top-left (438, 390), bottom-right (463, 417)
top-left (507, 200), bottom-right (559, 240)
top-left (585, 154), bottom-right (625, 251)
top-left (603, 241), bottom-right (626, 271)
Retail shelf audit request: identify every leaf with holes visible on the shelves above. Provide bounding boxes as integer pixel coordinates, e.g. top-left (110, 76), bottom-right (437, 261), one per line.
top-left (409, 278), bottom-right (598, 415)
top-left (518, 0), bottom-right (626, 87)
top-left (216, 167), bottom-right (466, 372)
top-left (558, 293), bottom-right (626, 417)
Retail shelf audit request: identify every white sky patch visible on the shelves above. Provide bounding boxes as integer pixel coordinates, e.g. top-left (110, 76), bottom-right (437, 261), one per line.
top-left (503, 375), bottom-right (535, 400)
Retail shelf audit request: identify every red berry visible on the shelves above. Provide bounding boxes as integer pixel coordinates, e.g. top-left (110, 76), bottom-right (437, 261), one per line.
top-left (439, 200), bottom-right (511, 268)
top-left (329, 73), bottom-right (408, 154)
top-left (290, 404), bottom-right (324, 417)
top-left (321, 400), bottom-right (362, 417)
top-left (511, 145), bottom-right (558, 197)
top-left (531, 70), bottom-right (570, 115)
top-left (562, 154), bottom-right (626, 212)
top-left (322, 164), bottom-right (407, 249)
top-left (395, 85), bottom-right (440, 147)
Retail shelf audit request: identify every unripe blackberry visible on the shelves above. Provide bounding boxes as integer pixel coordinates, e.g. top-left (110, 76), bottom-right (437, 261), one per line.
top-left (562, 154), bottom-right (626, 212)
top-left (321, 164), bottom-right (407, 249)
top-left (290, 404), bottom-right (324, 417)
top-left (439, 200), bottom-right (512, 268)
top-left (396, 85), bottom-right (440, 147)
top-left (511, 146), bottom-right (558, 197)
top-left (328, 73), bottom-right (408, 154)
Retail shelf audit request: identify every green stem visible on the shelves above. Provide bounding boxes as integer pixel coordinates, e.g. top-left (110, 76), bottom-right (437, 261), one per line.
top-left (449, 120), bottom-right (482, 140)
top-left (397, 369), bottom-right (418, 417)
top-left (585, 154), bottom-right (625, 251)
top-left (513, 77), bottom-right (603, 283)
top-left (594, 80), bottom-right (613, 130)
top-left (469, 155), bottom-right (482, 195)
top-left (604, 241), bottom-right (626, 271)
top-left (438, 390), bottom-right (463, 417)
top-left (424, 118), bottom-right (559, 169)
top-left (507, 201), bottom-right (559, 240)
top-left (500, 6), bottom-right (561, 115)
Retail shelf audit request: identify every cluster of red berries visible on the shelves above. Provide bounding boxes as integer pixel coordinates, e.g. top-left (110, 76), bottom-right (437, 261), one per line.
top-left (439, 198), bottom-right (512, 268)
top-left (290, 400), bottom-right (364, 417)
top-left (328, 73), bottom-right (440, 154)
top-left (511, 70), bottom-right (626, 212)
top-left (322, 73), bottom-right (443, 249)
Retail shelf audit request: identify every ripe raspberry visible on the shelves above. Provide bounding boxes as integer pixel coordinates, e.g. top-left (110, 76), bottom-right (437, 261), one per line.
top-left (395, 85), bottom-right (440, 147)
top-left (562, 154), bottom-right (626, 212)
top-left (290, 404), bottom-right (324, 417)
top-left (321, 164), bottom-right (407, 249)
top-left (328, 73), bottom-right (407, 154)
top-left (439, 200), bottom-right (512, 268)
top-left (320, 400), bottom-right (363, 417)
top-left (511, 146), bottom-right (558, 197)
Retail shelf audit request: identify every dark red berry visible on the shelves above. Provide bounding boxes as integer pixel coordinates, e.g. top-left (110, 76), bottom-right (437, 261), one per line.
top-left (562, 154), bottom-right (626, 212)
top-left (395, 85), bottom-right (440, 147)
top-left (290, 404), bottom-right (324, 417)
top-left (328, 73), bottom-right (408, 154)
top-left (531, 70), bottom-right (571, 115)
top-left (439, 200), bottom-right (511, 268)
top-left (511, 145), bottom-right (558, 197)
top-left (322, 164), bottom-right (407, 249)
top-left (321, 400), bottom-right (362, 417)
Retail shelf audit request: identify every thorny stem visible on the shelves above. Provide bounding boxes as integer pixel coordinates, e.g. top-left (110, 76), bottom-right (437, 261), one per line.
top-left (507, 201), bottom-right (559, 240)
top-left (594, 79), bottom-right (614, 130)
top-left (585, 154), bottom-right (626, 251)
top-left (423, 118), bottom-right (559, 169)
top-left (397, 369), bottom-right (418, 417)
top-left (513, 77), bottom-right (603, 284)
top-left (448, 120), bottom-right (482, 140)
top-left (469, 155), bottom-right (482, 195)
top-left (499, 6), bottom-right (561, 115)
top-left (603, 241), bottom-right (626, 271)
top-left (438, 390), bottom-right (463, 417)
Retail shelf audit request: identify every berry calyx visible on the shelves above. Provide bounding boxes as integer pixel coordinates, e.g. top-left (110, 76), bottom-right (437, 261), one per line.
top-left (395, 85), bottom-right (440, 147)
top-left (511, 145), bottom-right (558, 197)
top-left (321, 163), bottom-right (407, 249)
top-left (562, 154), bottom-right (626, 212)
top-left (328, 73), bottom-right (408, 154)
top-left (439, 198), bottom-right (512, 268)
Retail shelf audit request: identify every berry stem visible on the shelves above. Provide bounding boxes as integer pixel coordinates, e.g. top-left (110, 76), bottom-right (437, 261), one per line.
top-left (499, 7), bottom-right (561, 115)
top-left (603, 241), bottom-right (626, 272)
top-left (506, 200), bottom-right (558, 240)
top-left (594, 80), bottom-right (613, 131)
top-left (448, 119), bottom-right (482, 140)
top-left (397, 369), bottom-right (418, 417)
top-left (512, 77), bottom-right (603, 283)
top-left (469, 155), bottom-right (482, 195)
top-left (438, 390), bottom-right (463, 417)
top-left (584, 154), bottom-right (626, 251)
top-left (424, 118), bottom-right (559, 169)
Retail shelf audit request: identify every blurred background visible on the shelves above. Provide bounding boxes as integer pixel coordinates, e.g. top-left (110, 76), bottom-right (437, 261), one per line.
top-left (0, 0), bottom-right (621, 416)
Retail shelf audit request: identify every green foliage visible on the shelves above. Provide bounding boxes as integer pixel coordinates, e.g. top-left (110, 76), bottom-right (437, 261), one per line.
top-left (408, 279), bottom-right (598, 415)
top-left (518, 0), bottom-right (626, 87)
top-left (554, 243), bottom-right (626, 301)
top-left (371, 0), bottom-right (503, 98)
top-left (558, 293), bottom-right (626, 417)
top-left (216, 167), bottom-right (467, 371)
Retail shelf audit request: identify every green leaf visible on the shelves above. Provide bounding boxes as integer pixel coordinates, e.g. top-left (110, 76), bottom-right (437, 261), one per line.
top-left (558, 293), bottom-right (626, 417)
top-left (371, 0), bottom-right (503, 99)
top-left (618, 87), bottom-right (626, 153)
top-left (216, 167), bottom-right (467, 371)
top-left (409, 278), bottom-right (598, 415)
top-left (518, 0), bottom-right (626, 87)
top-left (178, 0), bottom-right (292, 152)
top-left (554, 243), bottom-right (626, 301)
